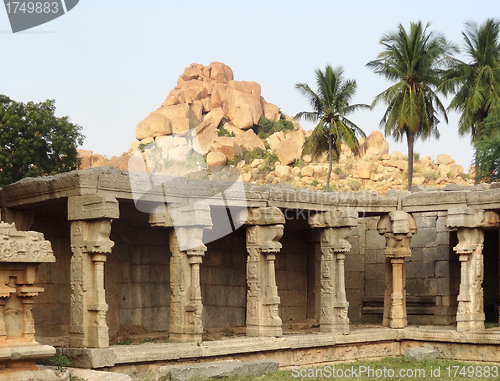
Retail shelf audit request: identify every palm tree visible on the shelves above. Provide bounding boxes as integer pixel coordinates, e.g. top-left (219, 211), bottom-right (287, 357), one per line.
top-left (367, 21), bottom-right (457, 190)
top-left (295, 65), bottom-right (368, 191)
top-left (439, 19), bottom-right (500, 183)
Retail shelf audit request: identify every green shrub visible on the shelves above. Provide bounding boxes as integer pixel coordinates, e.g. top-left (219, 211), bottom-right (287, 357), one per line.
top-left (347, 179), bottom-right (362, 191)
top-left (217, 125), bottom-right (235, 138)
top-left (254, 116), bottom-right (294, 140)
top-left (311, 180), bottom-right (319, 187)
top-left (460, 173), bottom-right (471, 180)
top-left (423, 170), bottom-right (440, 183)
top-left (413, 152), bottom-right (421, 161)
top-left (50, 355), bottom-right (71, 372)
top-left (446, 172), bottom-right (454, 179)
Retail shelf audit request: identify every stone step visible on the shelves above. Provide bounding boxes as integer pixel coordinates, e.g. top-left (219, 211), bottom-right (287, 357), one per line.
top-left (68, 368), bottom-right (133, 381)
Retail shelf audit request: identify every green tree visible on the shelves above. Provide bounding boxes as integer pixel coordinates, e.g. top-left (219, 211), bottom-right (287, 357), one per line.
top-left (439, 19), bottom-right (500, 183)
top-left (0, 95), bottom-right (84, 187)
top-left (476, 114), bottom-right (500, 182)
top-left (295, 65), bottom-right (368, 191)
top-left (367, 21), bottom-right (457, 190)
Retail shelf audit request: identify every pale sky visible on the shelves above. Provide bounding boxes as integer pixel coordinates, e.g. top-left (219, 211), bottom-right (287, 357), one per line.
top-left (1, 0), bottom-right (497, 170)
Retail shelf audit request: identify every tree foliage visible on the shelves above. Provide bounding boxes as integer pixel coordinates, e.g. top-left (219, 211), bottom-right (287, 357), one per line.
top-left (476, 114), bottom-right (500, 182)
top-left (367, 21), bottom-right (457, 190)
top-left (295, 65), bottom-right (368, 191)
top-left (0, 95), bottom-right (84, 187)
top-left (439, 19), bottom-right (500, 183)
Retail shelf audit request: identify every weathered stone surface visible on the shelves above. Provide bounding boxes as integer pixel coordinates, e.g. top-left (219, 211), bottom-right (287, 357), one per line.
top-left (68, 368), bottom-right (133, 381)
top-left (209, 136), bottom-right (241, 160)
top-left (206, 151), bottom-right (227, 167)
top-left (263, 103), bottom-right (280, 121)
top-left (275, 139), bottom-right (301, 165)
top-left (77, 150), bottom-right (110, 169)
top-left (301, 166), bottom-right (314, 177)
top-left (275, 165), bottom-right (291, 178)
top-left (234, 129), bottom-right (265, 151)
top-left (226, 89), bottom-right (263, 130)
top-left (68, 194), bottom-right (119, 220)
top-left (267, 131), bottom-right (285, 151)
top-left (437, 154), bottom-right (452, 165)
top-left (358, 161), bottom-right (375, 179)
top-left (285, 130), bottom-right (305, 148)
top-left (404, 346), bottom-right (438, 361)
top-left (135, 112), bottom-right (172, 140)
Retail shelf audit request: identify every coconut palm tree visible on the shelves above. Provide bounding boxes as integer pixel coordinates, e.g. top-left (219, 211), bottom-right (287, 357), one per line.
top-left (295, 65), bottom-right (368, 192)
top-left (439, 19), bottom-right (500, 183)
top-left (367, 21), bottom-right (457, 190)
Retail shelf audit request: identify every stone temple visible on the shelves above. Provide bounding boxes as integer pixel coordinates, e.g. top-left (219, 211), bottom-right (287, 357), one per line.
top-left (1, 166), bottom-right (500, 379)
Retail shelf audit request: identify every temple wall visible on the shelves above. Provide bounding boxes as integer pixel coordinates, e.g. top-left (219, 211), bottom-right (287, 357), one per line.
top-left (201, 229), bottom-right (247, 329)
top-left (107, 220), bottom-right (171, 337)
top-left (276, 229), bottom-right (309, 325)
top-left (31, 213), bottom-right (72, 339)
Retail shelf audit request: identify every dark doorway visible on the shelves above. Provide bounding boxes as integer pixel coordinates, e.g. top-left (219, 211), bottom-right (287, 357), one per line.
top-left (483, 229), bottom-right (499, 323)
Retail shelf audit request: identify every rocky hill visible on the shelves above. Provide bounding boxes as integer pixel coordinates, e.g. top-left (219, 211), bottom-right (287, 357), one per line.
top-left (78, 62), bottom-right (474, 195)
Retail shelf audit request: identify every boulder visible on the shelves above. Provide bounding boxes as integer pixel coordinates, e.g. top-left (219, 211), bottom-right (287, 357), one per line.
top-left (275, 165), bottom-right (291, 178)
top-left (357, 161), bottom-right (375, 179)
top-left (210, 137), bottom-right (241, 160)
top-left (267, 131), bottom-right (285, 151)
top-left (390, 151), bottom-right (405, 160)
top-left (263, 103), bottom-right (280, 121)
top-left (285, 130), bottom-right (305, 148)
top-left (437, 154), bottom-right (452, 165)
top-left (195, 108), bottom-right (225, 155)
top-left (450, 164), bottom-right (464, 178)
top-left (404, 347), bottom-right (438, 361)
top-left (169, 146), bottom-right (193, 162)
top-left (301, 166), bottom-right (314, 177)
top-left (275, 139), bottom-right (302, 165)
top-left (228, 80), bottom-right (261, 95)
top-left (234, 129), bottom-right (265, 151)
top-left (109, 155), bottom-right (132, 171)
top-left (251, 159), bottom-right (264, 168)
top-left (226, 89), bottom-right (263, 130)
top-left (136, 112), bottom-right (172, 140)
top-left (78, 151), bottom-right (109, 169)
top-left (209, 62), bottom-right (234, 83)
top-left (207, 151), bottom-right (227, 167)
top-left (359, 131), bottom-right (389, 156)
top-left (156, 103), bottom-right (201, 131)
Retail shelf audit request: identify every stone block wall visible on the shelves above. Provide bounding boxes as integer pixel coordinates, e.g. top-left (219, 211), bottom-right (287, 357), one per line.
top-left (276, 229), bottom-right (309, 325)
top-left (201, 229), bottom-right (247, 329)
top-left (345, 220), bottom-right (367, 322)
top-left (31, 211), bottom-right (72, 339)
top-left (108, 220), bottom-right (171, 337)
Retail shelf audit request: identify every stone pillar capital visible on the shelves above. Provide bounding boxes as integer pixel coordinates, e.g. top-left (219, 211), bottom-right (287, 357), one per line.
top-left (246, 224), bottom-right (283, 252)
top-left (378, 212), bottom-right (417, 259)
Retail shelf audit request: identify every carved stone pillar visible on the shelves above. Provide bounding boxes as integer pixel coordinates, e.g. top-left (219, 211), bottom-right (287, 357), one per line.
top-left (446, 208), bottom-right (500, 332)
top-left (0, 221), bottom-right (56, 377)
top-left (377, 211), bottom-right (417, 328)
top-left (310, 210), bottom-right (356, 334)
top-left (240, 207), bottom-right (284, 337)
top-left (169, 228), bottom-right (207, 342)
top-left (150, 203), bottom-right (212, 342)
top-left (68, 195), bottom-right (119, 348)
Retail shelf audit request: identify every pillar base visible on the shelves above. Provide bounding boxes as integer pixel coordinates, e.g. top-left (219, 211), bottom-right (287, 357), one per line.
top-left (246, 325), bottom-right (282, 337)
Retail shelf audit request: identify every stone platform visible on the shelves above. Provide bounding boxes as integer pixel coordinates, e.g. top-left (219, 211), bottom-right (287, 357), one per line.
top-left (56, 325), bottom-right (500, 380)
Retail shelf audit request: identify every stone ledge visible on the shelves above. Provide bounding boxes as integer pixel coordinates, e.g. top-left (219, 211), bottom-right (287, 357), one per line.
top-left (0, 344), bottom-right (55, 362)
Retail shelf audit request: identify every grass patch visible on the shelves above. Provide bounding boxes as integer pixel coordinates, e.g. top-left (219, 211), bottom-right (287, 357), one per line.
top-left (228, 357), bottom-right (500, 381)
top-left (254, 115), bottom-right (294, 140)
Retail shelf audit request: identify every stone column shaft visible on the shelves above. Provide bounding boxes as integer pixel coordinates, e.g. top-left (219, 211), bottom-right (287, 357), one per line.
top-left (68, 195), bottom-right (118, 348)
top-left (245, 224), bottom-right (283, 337)
top-left (445, 208), bottom-right (500, 332)
top-left (70, 220), bottom-right (114, 348)
top-left (309, 210), bottom-right (356, 335)
top-left (378, 211), bottom-right (417, 329)
top-left (169, 229), bottom-right (206, 342)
